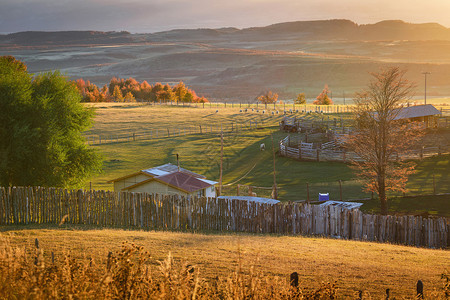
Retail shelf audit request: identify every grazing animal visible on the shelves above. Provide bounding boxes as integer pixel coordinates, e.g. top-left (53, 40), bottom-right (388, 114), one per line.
top-left (250, 192), bottom-right (257, 197)
top-left (260, 143), bottom-right (265, 151)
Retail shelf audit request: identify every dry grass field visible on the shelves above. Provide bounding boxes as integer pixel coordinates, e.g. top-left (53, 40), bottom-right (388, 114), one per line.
top-left (1, 226), bottom-right (448, 298)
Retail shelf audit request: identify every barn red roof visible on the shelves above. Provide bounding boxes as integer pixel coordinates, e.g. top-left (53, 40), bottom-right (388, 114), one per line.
top-left (156, 171), bottom-right (214, 193)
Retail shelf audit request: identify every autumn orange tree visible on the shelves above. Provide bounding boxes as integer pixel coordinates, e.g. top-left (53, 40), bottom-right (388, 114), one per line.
top-left (295, 92), bottom-right (306, 104)
top-left (257, 91), bottom-right (278, 108)
top-left (313, 85), bottom-right (333, 105)
top-left (345, 67), bottom-right (423, 215)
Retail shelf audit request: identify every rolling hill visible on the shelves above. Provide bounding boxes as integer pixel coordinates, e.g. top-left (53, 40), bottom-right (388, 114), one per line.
top-left (2, 19), bottom-right (450, 100)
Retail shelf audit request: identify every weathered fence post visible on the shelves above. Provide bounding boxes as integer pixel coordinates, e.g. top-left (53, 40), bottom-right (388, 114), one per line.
top-left (298, 143), bottom-right (302, 160)
top-left (290, 272), bottom-right (299, 288)
top-left (416, 280), bottom-right (424, 299)
top-left (433, 174), bottom-right (436, 195)
top-left (306, 183), bottom-right (310, 203)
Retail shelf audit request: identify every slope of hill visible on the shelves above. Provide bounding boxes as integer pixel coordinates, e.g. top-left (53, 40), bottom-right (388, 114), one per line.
top-left (2, 19), bottom-right (450, 47)
top-left (2, 19), bottom-right (450, 100)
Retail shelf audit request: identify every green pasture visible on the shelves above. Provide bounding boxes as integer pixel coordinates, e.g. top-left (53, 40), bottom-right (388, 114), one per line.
top-left (86, 103), bottom-right (449, 214)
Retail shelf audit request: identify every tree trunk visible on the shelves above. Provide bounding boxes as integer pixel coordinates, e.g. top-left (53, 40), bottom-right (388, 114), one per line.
top-left (378, 176), bottom-right (388, 215)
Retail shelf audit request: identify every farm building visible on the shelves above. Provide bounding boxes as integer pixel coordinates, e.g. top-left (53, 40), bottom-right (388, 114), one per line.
top-left (107, 163), bottom-right (217, 198)
top-left (394, 104), bottom-right (442, 125)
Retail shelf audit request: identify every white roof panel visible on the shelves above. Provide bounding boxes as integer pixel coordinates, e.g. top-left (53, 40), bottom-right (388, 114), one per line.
top-left (197, 178), bottom-right (218, 185)
top-left (218, 196), bottom-right (280, 204)
top-left (319, 201), bottom-right (363, 209)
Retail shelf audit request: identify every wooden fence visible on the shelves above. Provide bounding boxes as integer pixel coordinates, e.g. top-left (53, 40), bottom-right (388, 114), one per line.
top-left (279, 136), bottom-right (450, 162)
top-left (1, 187), bottom-right (448, 249)
top-left (85, 121), bottom-right (264, 145)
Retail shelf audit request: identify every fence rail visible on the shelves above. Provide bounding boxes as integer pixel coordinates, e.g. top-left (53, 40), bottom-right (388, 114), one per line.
top-left (0, 187), bottom-right (448, 249)
top-left (84, 121), bottom-right (265, 145)
top-left (279, 136), bottom-right (450, 162)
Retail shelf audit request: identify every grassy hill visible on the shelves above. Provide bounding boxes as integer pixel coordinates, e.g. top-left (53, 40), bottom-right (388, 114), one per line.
top-left (3, 20), bottom-right (450, 101)
top-left (86, 103), bottom-right (450, 215)
top-left (1, 227), bottom-right (448, 298)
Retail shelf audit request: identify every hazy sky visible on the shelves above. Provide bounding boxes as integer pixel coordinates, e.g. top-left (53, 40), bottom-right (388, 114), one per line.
top-left (1, 0), bottom-right (450, 33)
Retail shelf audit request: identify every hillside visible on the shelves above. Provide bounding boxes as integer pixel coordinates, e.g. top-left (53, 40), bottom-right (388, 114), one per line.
top-left (2, 20), bottom-right (450, 46)
top-left (2, 19), bottom-right (450, 100)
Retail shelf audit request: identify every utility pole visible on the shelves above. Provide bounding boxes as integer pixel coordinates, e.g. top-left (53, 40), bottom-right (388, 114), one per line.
top-left (219, 131), bottom-right (223, 196)
top-left (271, 134), bottom-right (278, 199)
top-left (422, 72), bottom-right (431, 105)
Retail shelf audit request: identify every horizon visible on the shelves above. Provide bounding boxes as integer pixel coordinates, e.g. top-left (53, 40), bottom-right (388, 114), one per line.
top-left (1, 18), bottom-right (449, 35)
top-left (1, 0), bottom-right (450, 34)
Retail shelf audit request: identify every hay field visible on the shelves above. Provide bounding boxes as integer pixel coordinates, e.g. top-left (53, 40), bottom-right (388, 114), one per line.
top-left (1, 227), bottom-right (448, 298)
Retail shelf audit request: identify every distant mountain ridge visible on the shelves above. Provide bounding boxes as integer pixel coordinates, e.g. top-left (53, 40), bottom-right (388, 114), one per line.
top-left (1, 19), bottom-right (450, 47)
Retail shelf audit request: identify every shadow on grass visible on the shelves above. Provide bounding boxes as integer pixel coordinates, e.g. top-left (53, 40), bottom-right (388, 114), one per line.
top-left (359, 194), bottom-right (450, 218)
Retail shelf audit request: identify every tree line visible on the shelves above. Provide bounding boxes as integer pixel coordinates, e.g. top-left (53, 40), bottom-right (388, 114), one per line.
top-left (257, 84), bottom-right (333, 105)
top-left (75, 78), bottom-right (209, 103)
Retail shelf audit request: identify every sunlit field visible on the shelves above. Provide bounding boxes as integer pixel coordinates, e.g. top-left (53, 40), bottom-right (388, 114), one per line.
top-left (1, 227), bottom-right (448, 298)
top-left (83, 102), bottom-right (450, 215)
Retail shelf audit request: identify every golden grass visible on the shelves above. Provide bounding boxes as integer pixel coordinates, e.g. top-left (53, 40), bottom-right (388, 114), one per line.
top-left (1, 227), bottom-right (448, 299)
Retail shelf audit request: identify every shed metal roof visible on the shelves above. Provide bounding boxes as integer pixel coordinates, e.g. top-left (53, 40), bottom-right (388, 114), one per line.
top-left (142, 163), bottom-right (205, 178)
top-left (217, 196), bottom-right (280, 205)
top-left (394, 104), bottom-right (442, 120)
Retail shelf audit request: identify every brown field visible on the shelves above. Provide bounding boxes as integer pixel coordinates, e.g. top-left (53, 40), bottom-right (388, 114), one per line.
top-left (1, 226), bottom-right (448, 298)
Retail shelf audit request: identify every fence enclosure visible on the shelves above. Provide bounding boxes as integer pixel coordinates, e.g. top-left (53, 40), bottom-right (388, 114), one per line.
top-left (0, 187), bottom-right (448, 249)
top-left (279, 136), bottom-right (450, 163)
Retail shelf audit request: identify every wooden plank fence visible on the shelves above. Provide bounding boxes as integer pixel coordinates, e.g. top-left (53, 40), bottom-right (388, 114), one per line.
top-left (279, 136), bottom-right (450, 163)
top-left (0, 187), bottom-right (448, 249)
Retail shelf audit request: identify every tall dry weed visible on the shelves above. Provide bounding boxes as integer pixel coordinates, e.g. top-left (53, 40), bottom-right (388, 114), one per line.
top-left (0, 238), bottom-right (447, 299)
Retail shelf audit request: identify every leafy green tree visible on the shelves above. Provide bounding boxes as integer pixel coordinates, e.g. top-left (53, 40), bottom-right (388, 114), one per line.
top-left (0, 56), bottom-right (102, 188)
top-left (295, 93), bottom-right (306, 104)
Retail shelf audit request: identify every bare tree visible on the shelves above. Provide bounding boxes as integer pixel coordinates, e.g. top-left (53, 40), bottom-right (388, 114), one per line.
top-left (345, 67), bottom-right (423, 215)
